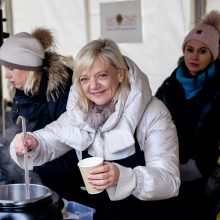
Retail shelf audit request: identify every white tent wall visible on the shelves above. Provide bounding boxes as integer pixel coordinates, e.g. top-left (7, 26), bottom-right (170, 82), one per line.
top-left (88, 0), bottom-right (191, 94)
top-left (1, 0), bottom-right (220, 101)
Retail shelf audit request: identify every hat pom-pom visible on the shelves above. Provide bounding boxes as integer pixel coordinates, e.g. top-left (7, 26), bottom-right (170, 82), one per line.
top-left (31, 27), bottom-right (55, 51)
top-left (202, 10), bottom-right (220, 33)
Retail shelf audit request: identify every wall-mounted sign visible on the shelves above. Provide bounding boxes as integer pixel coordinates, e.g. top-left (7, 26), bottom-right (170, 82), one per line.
top-left (100, 0), bottom-right (142, 43)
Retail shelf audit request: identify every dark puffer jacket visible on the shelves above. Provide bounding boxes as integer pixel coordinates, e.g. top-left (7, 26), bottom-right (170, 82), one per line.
top-left (156, 61), bottom-right (220, 177)
top-left (206, 166), bottom-right (220, 213)
top-left (155, 60), bottom-right (220, 218)
top-left (11, 67), bottom-right (72, 132)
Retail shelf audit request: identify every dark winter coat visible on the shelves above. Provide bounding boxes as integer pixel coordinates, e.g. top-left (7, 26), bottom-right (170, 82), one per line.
top-left (156, 60), bottom-right (220, 178)
top-left (11, 67), bottom-right (72, 132)
top-left (155, 60), bottom-right (220, 218)
top-left (206, 166), bottom-right (220, 213)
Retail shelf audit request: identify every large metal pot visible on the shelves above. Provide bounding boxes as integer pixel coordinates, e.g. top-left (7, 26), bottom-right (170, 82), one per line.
top-left (0, 183), bottom-right (63, 220)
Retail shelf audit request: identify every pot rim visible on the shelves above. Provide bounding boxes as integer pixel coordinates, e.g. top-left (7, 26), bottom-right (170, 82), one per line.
top-left (0, 183), bottom-right (52, 207)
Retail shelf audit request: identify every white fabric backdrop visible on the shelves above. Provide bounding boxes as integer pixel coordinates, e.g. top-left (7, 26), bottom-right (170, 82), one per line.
top-left (2, 0), bottom-right (220, 99)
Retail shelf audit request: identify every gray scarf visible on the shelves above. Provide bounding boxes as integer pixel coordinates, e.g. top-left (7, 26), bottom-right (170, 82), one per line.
top-left (86, 102), bottom-right (116, 130)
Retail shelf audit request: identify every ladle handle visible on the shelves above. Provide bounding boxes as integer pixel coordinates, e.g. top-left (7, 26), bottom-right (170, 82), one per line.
top-left (24, 146), bottom-right (30, 199)
top-left (16, 116), bottom-right (30, 199)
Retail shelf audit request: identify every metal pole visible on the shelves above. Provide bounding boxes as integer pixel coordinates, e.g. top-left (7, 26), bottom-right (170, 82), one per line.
top-left (195, 0), bottom-right (206, 24)
top-left (84, 0), bottom-right (91, 43)
top-left (0, 8), bottom-right (4, 140)
top-left (0, 0), bottom-right (13, 140)
top-left (4, 0), bottom-right (13, 35)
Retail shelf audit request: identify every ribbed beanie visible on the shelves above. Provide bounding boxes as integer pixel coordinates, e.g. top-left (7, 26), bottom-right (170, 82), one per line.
top-left (182, 10), bottom-right (220, 60)
top-left (0, 32), bottom-right (45, 71)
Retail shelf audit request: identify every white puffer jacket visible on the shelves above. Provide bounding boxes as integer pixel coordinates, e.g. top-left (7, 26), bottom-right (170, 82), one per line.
top-left (10, 57), bottom-right (180, 201)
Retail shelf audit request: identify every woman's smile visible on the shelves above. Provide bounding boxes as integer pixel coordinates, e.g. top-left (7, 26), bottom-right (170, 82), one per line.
top-left (91, 90), bottom-right (106, 97)
top-left (81, 57), bottom-right (123, 106)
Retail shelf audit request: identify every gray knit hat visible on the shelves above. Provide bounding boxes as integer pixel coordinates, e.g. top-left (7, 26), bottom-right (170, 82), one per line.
top-left (0, 32), bottom-right (45, 71)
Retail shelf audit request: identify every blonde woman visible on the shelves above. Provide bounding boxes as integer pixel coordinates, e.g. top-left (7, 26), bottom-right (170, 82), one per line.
top-left (10, 38), bottom-right (180, 220)
top-left (0, 27), bottom-right (77, 199)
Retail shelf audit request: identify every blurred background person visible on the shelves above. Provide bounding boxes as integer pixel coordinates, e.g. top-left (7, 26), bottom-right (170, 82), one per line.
top-left (156, 10), bottom-right (220, 219)
top-left (0, 27), bottom-right (77, 199)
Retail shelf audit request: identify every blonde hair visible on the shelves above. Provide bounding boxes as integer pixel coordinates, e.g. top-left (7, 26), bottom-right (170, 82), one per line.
top-left (23, 71), bottom-right (42, 95)
top-left (73, 38), bottom-right (130, 113)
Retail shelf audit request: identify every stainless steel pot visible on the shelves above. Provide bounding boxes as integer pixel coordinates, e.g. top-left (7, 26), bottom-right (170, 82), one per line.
top-left (0, 184), bottom-right (63, 220)
top-left (0, 183), bottom-right (51, 206)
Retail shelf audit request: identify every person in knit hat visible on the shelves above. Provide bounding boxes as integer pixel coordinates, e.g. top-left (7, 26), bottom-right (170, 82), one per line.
top-left (155, 10), bottom-right (220, 219)
top-left (0, 27), bottom-right (78, 201)
top-left (182, 11), bottom-right (220, 60)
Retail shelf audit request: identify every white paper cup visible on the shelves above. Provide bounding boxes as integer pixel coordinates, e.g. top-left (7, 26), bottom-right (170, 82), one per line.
top-left (77, 157), bottom-right (104, 194)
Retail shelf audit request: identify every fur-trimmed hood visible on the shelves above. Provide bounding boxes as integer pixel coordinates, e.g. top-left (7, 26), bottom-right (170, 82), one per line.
top-left (30, 27), bottom-right (74, 101)
top-left (42, 52), bottom-right (73, 101)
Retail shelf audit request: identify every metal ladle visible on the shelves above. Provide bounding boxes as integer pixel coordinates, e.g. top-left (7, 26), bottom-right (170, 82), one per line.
top-left (16, 116), bottom-right (30, 199)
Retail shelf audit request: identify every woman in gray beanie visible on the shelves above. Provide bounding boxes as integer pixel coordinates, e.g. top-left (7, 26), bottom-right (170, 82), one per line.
top-left (0, 27), bottom-right (78, 200)
top-left (156, 10), bottom-right (220, 219)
